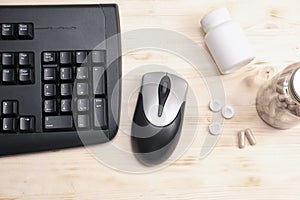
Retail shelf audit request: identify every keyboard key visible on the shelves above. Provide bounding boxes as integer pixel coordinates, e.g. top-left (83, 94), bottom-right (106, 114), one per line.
top-left (60, 52), bottom-right (72, 65)
top-left (44, 115), bottom-right (73, 130)
top-left (2, 101), bottom-right (18, 116)
top-left (76, 83), bottom-right (89, 96)
top-left (77, 115), bottom-right (89, 129)
top-left (94, 98), bottom-right (107, 129)
top-left (2, 69), bottom-right (16, 84)
top-left (19, 52), bottom-right (34, 67)
top-left (61, 99), bottom-right (72, 113)
top-left (75, 51), bottom-right (87, 64)
top-left (44, 100), bottom-right (57, 113)
top-left (76, 67), bottom-right (88, 80)
top-left (1, 24), bottom-right (16, 39)
top-left (43, 68), bottom-right (56, 81)
top-left (43, 52), bottom-right (56, 63)
top-left (93, 67), bottom-right (105, 95)
top-left (77, 99), bottom-right (89, 112)
top-left (2, 118), bottom-right (17, 133)
top-left (18, 23), bottom-right (33, 39)
top-left (60, 83), bottom-right (73, 96)
top-left (19, 116), bottom-right (35, 132)
top-left (44, 84), bottom-right (56, 97)
top-left (2, 53), bottom-right (15, 66)
top-left (19, 68), bottom-right (34, 84)
top-left (60, 67), bottom-right (73, 80)
top-left (92, 51), bottom-right (105, 63)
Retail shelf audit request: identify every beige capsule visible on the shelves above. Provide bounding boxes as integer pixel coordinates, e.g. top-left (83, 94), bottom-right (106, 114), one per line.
top-left (285, 97), bottom-right (296, 105)
top-left (276, 85), bottom-right (284, 94)
top-left (269, 98), bottom-right (278, 118)
top-left (278, 94), bottom-right (286, 102)
top-left (288, 105), bottom-right (297, 115)
top-left (245, 128), bottom-right (256, 145)
top-left (238, 131), bottom-right (245, 149)
top-left (288, 104), bottom-right (297, 111)
top-left (276, 77), bottom-right (286, 85)
top-left (276, 99), bottom-right (288, 109)
top-left (296, 106), bottom-right (300, 116)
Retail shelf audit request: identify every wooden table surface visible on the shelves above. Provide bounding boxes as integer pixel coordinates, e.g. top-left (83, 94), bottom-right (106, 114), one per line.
top-left (1, 0), bottom-right (300, 199)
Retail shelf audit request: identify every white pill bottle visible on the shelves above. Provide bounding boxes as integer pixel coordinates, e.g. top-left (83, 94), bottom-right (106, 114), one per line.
top-left (201, 8), bottom-right (255, 74)
top-left (256, 63), bottom-right (300, 129)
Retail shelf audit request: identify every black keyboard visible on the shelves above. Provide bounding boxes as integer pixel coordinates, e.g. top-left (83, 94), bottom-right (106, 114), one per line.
top-left (0, 5), bottom-right (122, 155)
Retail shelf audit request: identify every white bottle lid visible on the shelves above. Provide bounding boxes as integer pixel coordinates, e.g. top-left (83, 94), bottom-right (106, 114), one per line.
top-left (201, 8), bottom-right (231, 33)
top-left (200, 8), bottom-right (255, 74)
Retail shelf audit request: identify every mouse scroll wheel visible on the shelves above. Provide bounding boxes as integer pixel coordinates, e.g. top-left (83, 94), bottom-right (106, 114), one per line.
top-left (158, 76), bottom-right (171, 117)
top-left (159, 76), bottom-right (171, 96)
top-left (161, 81), bottom-right (169, 94)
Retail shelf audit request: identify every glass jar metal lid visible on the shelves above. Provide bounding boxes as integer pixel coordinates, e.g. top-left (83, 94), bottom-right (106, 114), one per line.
top-left (290, 67), bottom-right (300, 103)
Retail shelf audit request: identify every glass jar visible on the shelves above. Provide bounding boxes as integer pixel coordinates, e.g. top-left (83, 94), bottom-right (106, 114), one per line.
top-left (256, 63), bottom-right (300, 129)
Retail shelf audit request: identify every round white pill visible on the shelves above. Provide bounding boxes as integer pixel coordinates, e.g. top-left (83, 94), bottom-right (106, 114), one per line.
top-left (209, 99), bottom-right (222, 112)
top-left (209, 122), bottom-right (222, 135)
top-left (222, 106), bottom-right (235, 119)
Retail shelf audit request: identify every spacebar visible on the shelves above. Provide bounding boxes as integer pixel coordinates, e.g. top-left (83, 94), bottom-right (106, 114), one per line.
top-left (44, 116), bottom-right (73, 130)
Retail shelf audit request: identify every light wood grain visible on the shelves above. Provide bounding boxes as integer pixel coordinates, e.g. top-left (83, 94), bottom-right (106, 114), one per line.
top-left (1, 0), bottom-right (300, 199)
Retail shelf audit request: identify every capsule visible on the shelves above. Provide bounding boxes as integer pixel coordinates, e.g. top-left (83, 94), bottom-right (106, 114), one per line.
top-left (276, 77), bottom-right (286, 85)
top-left (245, 128), bottom-right (256, 145)
top-left (238, 131), bottom-right (245, 149)
top-left (285, 98), bottom-right (296, 105)
top-left (288, 105), bottom-right (297, 111)
top-left (277, 94), bottom-right (286, 102)
top-left (276, 85), bottom-right (284, 94)
top-left (296, 106), bottom-right (300, 116)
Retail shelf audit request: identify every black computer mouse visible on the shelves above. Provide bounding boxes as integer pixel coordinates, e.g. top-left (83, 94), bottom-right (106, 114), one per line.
top-left (131, 72), bottom-right (188, 165)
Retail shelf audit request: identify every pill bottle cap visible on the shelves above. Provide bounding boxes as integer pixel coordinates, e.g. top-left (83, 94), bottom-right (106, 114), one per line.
top-left (201, 8), bottom-right (231, 33)
top-left (291, 67), bottom-right (300, 103)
